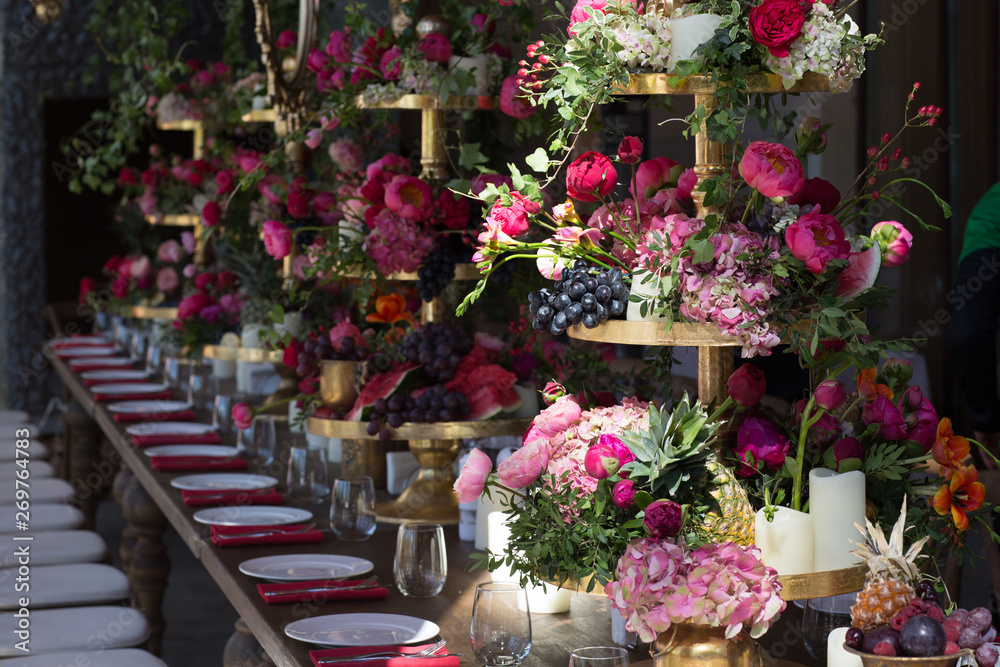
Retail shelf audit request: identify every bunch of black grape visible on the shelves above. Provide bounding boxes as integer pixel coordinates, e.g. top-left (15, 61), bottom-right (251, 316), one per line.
top-left (529, 261), bottom-right (629, 335)
top-left (398, 322), bottom-right (473, 382)
top-left (366, 384), bottom-right (472, 438)
top-left (297, 335), bottom-right (369, 380)
top-left (417, 246), bottom-right (462, 302)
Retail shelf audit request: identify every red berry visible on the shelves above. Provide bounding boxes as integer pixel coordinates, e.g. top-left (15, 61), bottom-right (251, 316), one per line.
top-left (518, 59), bottom-right (527, 66)
top-left (908, 93), bottom-right (916, 101)
top-left (868, 176), bottom-right (877, 186)
top-left (902, 157), bottom-right (911, 168)
top-left (918, 106), bottom-right (928, 116)
top-left (893, 148), bottom-right (903, 160)
top-left (943, 619), bottom-right (963, 643)
top-left (882, 133), bottom-right (892, 144)
top-left (929, 118), bottom-right (938, 126)
top-left (536, 40), bottom-right (545, 47)
top-left (868, 146), bottom-right (878, 157)
top-left (874, 641), bottom-right (897, 656)
top-left (872, 191), bottom-right (881, 201)
top-left (538, 54), bottom-right (550, 64)
top-left (944, 641), bottom-right (961, 655)
top-left (914, 82), bottom-right (922, 88)
top-left (517, 68), bottom-right (528, 77)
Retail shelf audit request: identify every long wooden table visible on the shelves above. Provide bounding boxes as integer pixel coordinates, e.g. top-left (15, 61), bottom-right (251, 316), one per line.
top-left (51, 353), bottom-right (639, 667)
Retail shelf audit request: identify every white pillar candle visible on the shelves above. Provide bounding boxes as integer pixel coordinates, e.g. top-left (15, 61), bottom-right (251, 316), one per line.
top-left (668, 14), bottom-right (724, 70)
top-left (488, 511), bottom-right (571, 613)
top-left (754, 506), bottom-right (814, 575)
top-left (211, 358), bottom-right (236, 379)
top-left (809, 468), bottom-right (866, 572)
top-left (827, 627), bottom-right (863, 667)
top-left (512, 384), bottom-right (539, 419)
top-left (476, 487), bottom-right (510, 550)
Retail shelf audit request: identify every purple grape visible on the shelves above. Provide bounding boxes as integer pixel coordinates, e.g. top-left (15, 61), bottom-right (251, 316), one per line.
top-left (365, 421), bottom-right (380, 436)
top-left (959, 626), bottom-right (983, 650)
top-left (387, 413), bottom-right (404, 428)
top-left (845, 627), bottom-right (864, 650)
top-left (949, 609), bottom-right (970, 625)
top-left (984, 627), bottom-right (998, 644)
top-left (968, 608), bottom-right (993, 633)
top-left (373, 398), bottom-right (389, 413)
top-left (899, 616), bottom-right (946, 657)
top-left (863, 626), bottom-right (900, 655)
top-left (976, 643), bottom-right (999, 667)
top-left (379, 428), bottom-right (391, 441)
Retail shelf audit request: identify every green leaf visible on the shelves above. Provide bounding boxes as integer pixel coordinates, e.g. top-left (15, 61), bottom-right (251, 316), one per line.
top-left (634, 490), bottom-right (653, 510)
top-left (459, 143), bottom-right (489, 171)
top-left (509, 163), bottom-right (525, 191)
top-left (691, 239), bottom-right (714, 264)
top-left (525, 147), bottom-right (549, 173)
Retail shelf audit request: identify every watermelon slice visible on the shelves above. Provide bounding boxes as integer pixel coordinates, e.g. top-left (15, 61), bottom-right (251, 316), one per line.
top-left (345, 361), bottom-right (427, 421)
top-left (461, 364), bottom-right (523, 420)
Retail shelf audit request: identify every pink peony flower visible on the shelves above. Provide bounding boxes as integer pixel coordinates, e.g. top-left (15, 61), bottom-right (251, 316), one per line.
top-left (532, 394), bottom-right (583, 438)
top-left (157, 240), bottom-right (184, 264)
top-left (262, 220), bottom-right (293, 259)
top-left (130, 255), bottom-right (152, 281)
top-left (384, 175), bottom-right (433, 221)
top-left (328, 139), bottom-right (365, 173)
top-left (612, 479), bottom-right (636, 508)
top-left (785, 207), bottom-right (851, 274)
top-left (498, 439), bottom-right (549, 489)
top-left (177, 292), bottom-right (212, 320)
top-left (862, 396), bottom-right (907, 441)
top-left (872, 221), bottom-right (913, 267)
top-left (735, 412), bottom-right (790, 476)
top-left (288, 188), bottom-right (314, 219)
top-left (155, 267), bottom-right (179, 293)
top-left (677, 168), bottom-right (697, 201)
top-left (436, 190), bottom-right (471, 230)
top-left (748, 0), bottom-right (807, 58)
top-left (418, 33), bottom-right (452, 63)
top-left (814, 380), bottom-right (847, 411)
top-left (215, 169), bottom-right (235, 196)
top-left (499, 75), bottom-right (536, 119)
top-left (739, 141), bottom-right (804, 199)
top-left (454, 448), bottom-right (492, 503)
top-left (325, 30), bottom-right (352, 63)
top-left (788, 177), bottom-right (841, 214)
top-left (643, 499), bottom-right (683, 538)
top-left (219, 293), bottom-right (242, 317)
top-left (328, 320), bottom-right (364, 352)
top-left (727, 364), bottom-right (766, 407)
top-left (363, 208), bottom-right (433, 274)
top-left (276, 29), bottom-right (297, 49)
top-left (232, 402), bottom-right (254, 431)
top-left (380, 46), bottom-right (403, 80)
top-left (566, 151), bottom-right (617, 202)
top-left (632, 157), bottom-right (683, 203)
top-left (306, 48), bottom-right (331, 73)
top-left (584, 441), bottom-right (621, 479)
top-left (618, 136), bottom-right (643, 164)
top-left (201, 201), bottom-right (221, 227)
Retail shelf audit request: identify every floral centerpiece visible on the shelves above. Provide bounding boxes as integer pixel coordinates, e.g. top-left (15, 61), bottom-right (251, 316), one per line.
top-left (153, 59), bottom-right (263, 126)
top-left (84, 236), bottom-right (198, 316)
top-left (170, 269), bottom-right (242, 351)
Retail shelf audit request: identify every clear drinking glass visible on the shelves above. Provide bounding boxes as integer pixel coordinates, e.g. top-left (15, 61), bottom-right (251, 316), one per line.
top-left (145, 344), bottom-right (163, 376)
top-left (163, 357), bottom-right (190, 391)
top-left (243, 414), bottom-right (276, 466)
top-left (188, 363), bottom-right (218, 410)
top-left (212, 392), bottom-right (247, 436)
top-left (568, 647), bottom-right (630, 667)
top-left (394, 523), bottom-right (447, 598)
top-left (130, 332), bottom-right (149, 363)
top-left (330, 477), bottom-right (376, 541)
top-left (470, 582), bottom-right (532, 667)
top-left (287, 444), bottom-right (330, 504)
top-left (801, 593), bottom-right (855, 661)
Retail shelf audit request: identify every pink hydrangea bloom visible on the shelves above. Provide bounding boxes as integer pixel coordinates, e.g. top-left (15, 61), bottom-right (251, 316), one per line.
top-left (363, 208), bottom-right (433, 274)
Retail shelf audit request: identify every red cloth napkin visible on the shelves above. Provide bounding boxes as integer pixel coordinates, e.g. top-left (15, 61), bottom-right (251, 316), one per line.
top-left (113, 410), bottom-right (196, 423)
top-left (58, 351), bottom-right (116, 360)
top-left (83, 378), bottom-right (148, 387)
top-left (94, 390), bottom-right (173, 403)
top-left (210, 523), bottom-right (324, 548)
top-left (181, 488), bottom-right (283, 507)
top-left (54, 340), bottom-right (112, 349)
top-left (309, 644), bottom-right (457, 667)
top-left (150, 456), bottom-right (248, 472)
top-left (130, 432), bottom-right (221, 447)
top-left (70, 362), bottom-right (133, 372)
top-left (257, 579), bottom-right (388, 605)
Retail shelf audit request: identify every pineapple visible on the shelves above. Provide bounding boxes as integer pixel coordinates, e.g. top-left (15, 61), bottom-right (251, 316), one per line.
top-left (849, 497), bottom-right (929, 631)
top-left (618, 396), bottom-right (756, 546)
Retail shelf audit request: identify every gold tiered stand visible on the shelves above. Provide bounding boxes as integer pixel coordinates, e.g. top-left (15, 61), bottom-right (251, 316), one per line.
top-left (150, 118), bottom-right (209, 261)
top-left (122, 305), bottom-right (179, 321)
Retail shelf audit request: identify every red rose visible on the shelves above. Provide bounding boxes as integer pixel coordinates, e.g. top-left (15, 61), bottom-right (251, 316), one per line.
top-left (201, 201), bottom-right (221, 227)
top-left (490, 192), bottom-right (540, 237)
top-left (566, 151), bottom-right (617, 202)
top-left (617, 136), bottom-right (643, 164)
top-left (436, 190), bottom-right (471, 230)
top-left (749, 0), bottom-right (807, 58)
top-left (727, 364), bottom-right (766, 407)
top-left (177, 293), bottom-right (212, 320)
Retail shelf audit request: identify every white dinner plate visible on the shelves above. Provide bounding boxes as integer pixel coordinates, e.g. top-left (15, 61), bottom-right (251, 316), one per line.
top-left (192, 506), bottom-right (312, 527)
top-left (80, 369), bottom-right (150, 382)
top-left (238, 554), bottom-right (374, 582)
top-left (125, 422), bottom-right (216, 436)
top-left (143, 445), bottom-right (239, 458)
top-left (52, 336), bottom-right (112, 346)
top-left (70, 357), bottom-right (132, 368)
top-left (91, 382), bottom-right (169, 395)
top-left (107, 400), bottom-right (193, 414)
top-left (284, 613), bottom-right (440, 647)
top-left (169, 473), bottom-right (278, 491)
top-left (57, 347), bottom-right (117, 358)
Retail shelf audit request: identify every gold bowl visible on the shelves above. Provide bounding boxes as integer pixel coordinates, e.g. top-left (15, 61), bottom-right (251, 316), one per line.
top-left (843, 645), bottom-right (973, 667)
top-left (319, 360), bottom-right (364, 410)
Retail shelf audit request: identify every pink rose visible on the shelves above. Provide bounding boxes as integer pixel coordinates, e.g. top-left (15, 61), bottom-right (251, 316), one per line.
top-left (617, 136), bottom-right (643, 164)
top-left (231, 402), bottom-right (254, 431)
top-left (202, 201), bottom-right (221, 227)
top-left (418, 33), bottom-right (452, 63)
top-left (532, 394), bottom-right (582, 438)
top-left (499, 76), bottom-right (536, 119)
top-left (262, 220), bottom-right (293, 259)
top-left (735, 412), bottom-right (790, 476)
top-left (454, 448), bottom-right (492, 503)
top-left (380, 46), bottom-right (403, 80)
top-left (288, 188), bottom-right (314, 219)
top-left (749, 0), bottom-right (807, 58)
top-left (727, 364), bottom-right (766, 407)
top-left (276, 29), bottom-right (297, 49)
top-left (643, 499), bottom-right (683, 538)
top-left (834, 244), bottom-right (881, 299)
top-left (862, 396), bottom-right (907, 440)
top-left (612, 479), bottom-right (636, 509)
top-left (306, 48), bottom-right (331, 73)
top-left (631, 157), bottom-right (683, 202)
top-left (384, 175), bottom-right (433, 221)
top-left (566, 151), bottom-right (617, 202)
top-left (785, 208), bottom-right (851, 274)
top-left (157, 240), bottom-right (184, 263)
top-left (498, 439), bottom-right (549, 489)
top-left (177, 293), bottom-right (212, 320)
top-left (872, 221), bottom-right (913, 267)
top-left (325, 30), bottom-right (352, 63)
top-left (788, 177), bottom-right (841, 214)
top-left (490, 192), bottom-right (539, 236)
top-left (130, 255), bottom-right (152, 281)
top-left (156, 267), bottom-right (179, 293)
top-left (814, 380), bottom-right (846, 411)
top-left (739, 141), bottom-right (805, 199)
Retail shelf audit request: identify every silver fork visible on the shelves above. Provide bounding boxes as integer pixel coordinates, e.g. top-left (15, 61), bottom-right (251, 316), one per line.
top-left (262, 575), bottom-right (379, 597)
top-left (214, 522), bottom-right (316, 539)
top-left (314, 639), bottom-right (447, 664)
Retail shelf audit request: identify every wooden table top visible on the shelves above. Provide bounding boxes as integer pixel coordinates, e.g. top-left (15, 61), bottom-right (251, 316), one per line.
top-left (51, 353), bottom-right (645, 667)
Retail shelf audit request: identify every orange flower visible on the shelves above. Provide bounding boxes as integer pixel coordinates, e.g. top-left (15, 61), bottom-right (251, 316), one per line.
top-left (856, 367), bottom-right (893, 402)
top-left (365, 294), bottom-right (415, 326)
top-left (932, 465), bottom-right (985, 532)
top-left (932, 417), bottom-right (970, 479)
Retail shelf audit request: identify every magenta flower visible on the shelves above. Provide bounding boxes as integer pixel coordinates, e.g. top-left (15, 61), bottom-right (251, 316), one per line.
top-left (727, 364), bottom-right (766, 407)
top-left (384, 175), bottom-right (433, 221)
top-left (262, 220), bottom-right (293, 259)
top-left (643, 499), bottom-right (683, 538)
top-left (739, 141), bottom-right (805, 199)
top-left (490, 192), bottom-right (539, 237)
top-left (231, 402), bottom-right (254, 431)
top-left (814, 380), bottom-right (846, 411)
top-left (832, 437), bottom-right (865, 465)
top-left (612, 479), bottom-right (636, 509)
top-left (785, 207), bottom-right (851, 274)
top-left (156, 240), bottom-right (184, 264)
top-left (418, 33), bottom-right (452, 63)
top-left (328, 320), bottom-right (364, 352)
top-left (862, 396), bottom-right (907, 440)
top-left (566, 151), bottom-right (617, 202)
top-left (499, 76), bottom-right (536, 119)
top-left (735, 412), bottom-right (790, 476)
top-left (306, 48), bottom-right (331, 73)
top-left (788, 177), bottom-right (841, 214)
top-left (532, 395), bottom-right (582, 438)
top-left (276, 29), bottom-right (297, 49)
top-left (584, 441), bottom-right (621, 479)
top-left (325, 30), bottom-right (352, 63)
top-left (155, 267), bottom-right (179, 293)
top-left (617, 136), bottom-right (643, 164)
top-left (287, 188), bottom-right (314, 219)
top-left (380, 46), bottom-right (403, 80)
top-left (471, 13), bottom-right (495, 35)
top-left (631, 157), bottom-right (683, 203)
top-left (872, 221), bottom-right (913, 267)
top-left (454, 448), bottom-right (492, 503)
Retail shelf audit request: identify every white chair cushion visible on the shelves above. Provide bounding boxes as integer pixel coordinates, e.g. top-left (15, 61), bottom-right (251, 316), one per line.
top-left (0, 440), bottom-right (49, 461)
top-left (0, 478), bottom-right (74, 506)
top-left (0, 605), bottom-right (150, 657)
top-left (0, 563), bottom-right (130, 609)
top-left (0, 504), bottom-right (84, 534)
top-left (0, 531), bottom-right (108, 567)
top-left (3, 648), bottom-right (167, 667)
top-left (0, 461), bottom-right (54, 479)
top-left (0, 410), bottom-right (30, 423)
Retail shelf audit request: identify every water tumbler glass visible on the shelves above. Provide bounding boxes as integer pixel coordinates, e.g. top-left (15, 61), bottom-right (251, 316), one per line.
top-left (287, 444), bottom-right (330, 504)
top-left (330, 477), bottom-right (376, 541)
top-left (394, 522), bottom-right (447, 597)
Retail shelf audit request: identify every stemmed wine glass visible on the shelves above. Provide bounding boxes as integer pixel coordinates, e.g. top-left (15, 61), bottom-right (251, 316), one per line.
top-left (470, 582), bottom-right (531, 667)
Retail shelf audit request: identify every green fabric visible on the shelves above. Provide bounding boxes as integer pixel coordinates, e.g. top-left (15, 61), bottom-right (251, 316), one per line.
top-left (960, 182), bottom-right (1000, 265)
